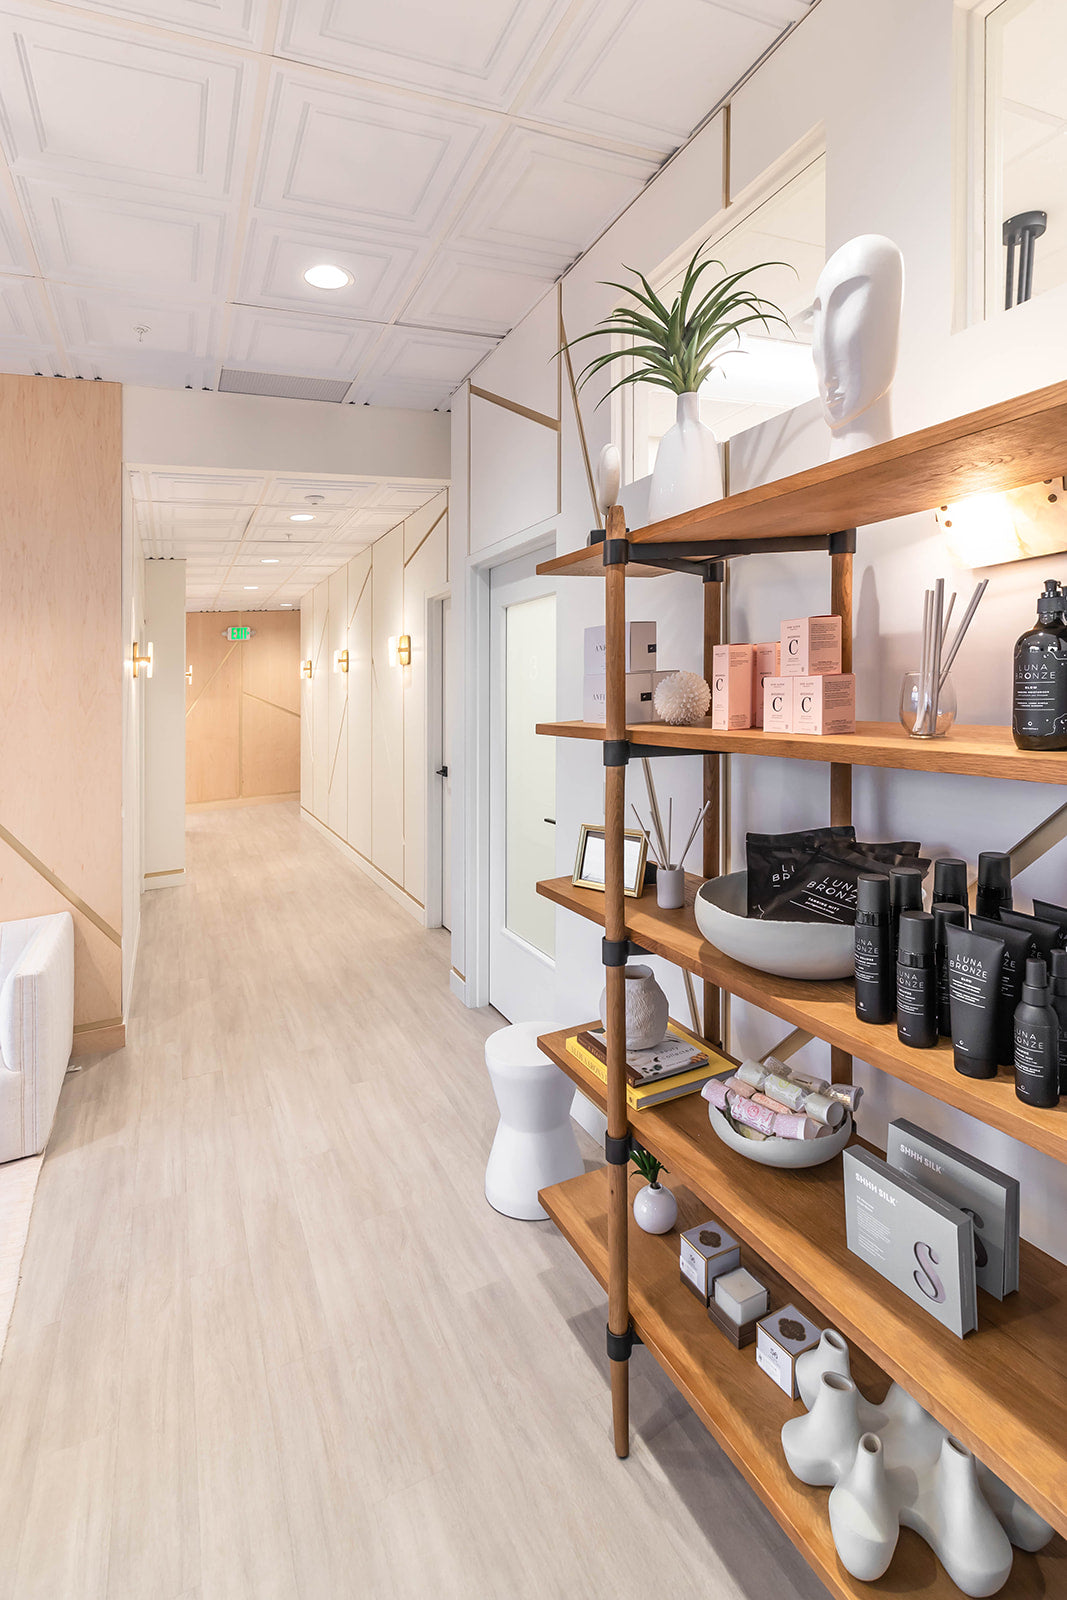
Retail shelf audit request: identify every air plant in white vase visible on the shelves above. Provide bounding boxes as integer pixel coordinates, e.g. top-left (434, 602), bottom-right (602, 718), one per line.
top-left (562, 245), bottom-right (791, 522)
top-left (630, 1143), bottom-right (677, 1234)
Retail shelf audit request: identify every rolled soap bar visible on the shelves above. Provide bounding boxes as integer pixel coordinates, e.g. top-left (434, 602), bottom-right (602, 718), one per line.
top-left (762, 1074), bottom-right (807, 1111)
top-left (753, 1091), bottom-right (791, 1116)
top-left (702, 1079), bottom-right (730, 1112)
top-left (735, 1059), bottom-right (767, 1089)
top-left (729, 1095), bottom-right (777, 1136)
top-left (802, 1091), bottom-right (845, 1129)
top-left (773, 1112), bottom-right (821, 1141)
top-left (823, 1083), bottom-right (863, 1112)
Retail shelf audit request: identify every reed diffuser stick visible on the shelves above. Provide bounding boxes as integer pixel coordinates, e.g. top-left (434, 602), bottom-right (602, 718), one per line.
top-left (641, 759), bottom-right (669, 866)
top-left (928, 576), bottom-right (945, 736)
top-left (629, 806), bottom-right (659, 866)
top-left (677, 801), bottom-right (711, 869)
top-left (939, 579), bottom-right (988, 689)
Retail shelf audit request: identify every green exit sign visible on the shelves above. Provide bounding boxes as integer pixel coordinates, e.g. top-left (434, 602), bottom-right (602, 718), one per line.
top-left (224, 626), bottom-right (253, 642)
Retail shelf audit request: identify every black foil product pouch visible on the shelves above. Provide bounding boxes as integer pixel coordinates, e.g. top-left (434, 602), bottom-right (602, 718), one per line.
top-left (764, 843), bottom-right (930, 925)
top-left (971, 914), bottom-right (1035, 1065)
top-left (745, 826), bottom-right (855, 917)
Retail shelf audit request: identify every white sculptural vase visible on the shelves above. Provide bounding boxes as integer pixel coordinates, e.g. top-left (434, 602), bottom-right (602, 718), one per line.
top-left (632, 1181), bottom-right (677, 1234)
top-left (648, 392), bottom-right (722, 523)
top-left (599, 964), bottom-right (669, 1050)
top-left (828, 1433), bottom-right (898, 1582)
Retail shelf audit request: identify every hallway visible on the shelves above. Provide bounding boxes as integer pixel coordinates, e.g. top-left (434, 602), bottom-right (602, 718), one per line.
top-left (0, 802), bottom-right (826, 1600)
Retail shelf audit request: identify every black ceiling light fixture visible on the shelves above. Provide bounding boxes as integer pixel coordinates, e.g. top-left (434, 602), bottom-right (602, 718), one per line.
top-left (1004, 210), bottom-right (1047, 308)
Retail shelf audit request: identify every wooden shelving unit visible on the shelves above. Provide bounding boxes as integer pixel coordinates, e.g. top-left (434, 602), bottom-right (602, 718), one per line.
top-left (534, 378), bottom-right (1067, 1595)
top-left (541, 1167), bottom-right (1066, 1599)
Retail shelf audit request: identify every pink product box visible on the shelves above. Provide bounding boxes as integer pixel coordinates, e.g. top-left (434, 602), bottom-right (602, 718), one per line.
top-left (751, 642), bottom-right (780, 729)
top-left (762, 677), bottom-right (794, 733)
top-left (781, 615), bottom-right (842, 677)
top-left (711, 643), bottom-right (754, 731)
top-left (793, 673), bottom-right (856, 736)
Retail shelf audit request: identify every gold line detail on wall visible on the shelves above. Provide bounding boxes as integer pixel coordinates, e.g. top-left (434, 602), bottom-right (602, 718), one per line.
top-left (469, 385), bottom-right (560, 433)
top-left (347, 565), bottom-right (372, 629)
top-left (722, 101), bottom-right (732, 211)
top-left (559, 306), bottom-right (600, 526)
top-left (302, 808), bottom-right (424, 910)
top-left (403, 505), bottom-right (447, 569)
top-left (185, 641), bottom-right (238, 719)
top-left (0, 820), bottom-right (121, 946)
top-left (242, 690), bottom-right (300, 719)
top-left (314, 610), bottom-right (328, 670)
top-left (328, 695), bottom-right (349, 794)
top-left (144, 868), bottom-right (185, 878)
top-left (73, 1015), bottom-right (123, 1033)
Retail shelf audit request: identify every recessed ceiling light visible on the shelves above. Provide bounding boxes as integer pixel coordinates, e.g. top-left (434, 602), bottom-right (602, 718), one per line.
top-left (261, 558), bottom-right (280, 563)
top-left (304, 263), bottom-right (352, 290)
top-left (280, 603), bottom-right (292, 608)
top-left (290, 513), bottom-right (315, 522)
top-left (243, 585), bottom-right (258, 590)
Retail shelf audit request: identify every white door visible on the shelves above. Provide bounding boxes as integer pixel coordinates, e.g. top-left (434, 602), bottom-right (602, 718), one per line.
top-left (489, 554), bottom-right (557, 1021)
top-left (440, 595), bottom-right (453, 931)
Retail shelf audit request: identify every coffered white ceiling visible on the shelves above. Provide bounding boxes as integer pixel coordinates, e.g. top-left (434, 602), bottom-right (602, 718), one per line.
top-left (130, 465), bottom-right (446, 609)
top-left (0, 0), bottom-right (812, 408)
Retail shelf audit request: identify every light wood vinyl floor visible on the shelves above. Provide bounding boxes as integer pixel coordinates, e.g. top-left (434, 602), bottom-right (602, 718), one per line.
top-left (0, 801), bottom-right (829, 1600)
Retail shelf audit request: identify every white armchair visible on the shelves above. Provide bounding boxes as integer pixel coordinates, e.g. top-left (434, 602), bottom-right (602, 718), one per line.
top-left (0, 913), bottom-right (74, 1163)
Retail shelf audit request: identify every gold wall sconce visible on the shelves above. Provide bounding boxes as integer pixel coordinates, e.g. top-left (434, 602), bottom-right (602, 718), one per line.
top-left (185, 665), bottom-right (193, 686)
top-left (333, 648), bottom-right (349, 674)
top-left (132, 640), bottom-right (153, 679)
top-left (301, 659), bottom-right (313, 680)
top-left (396, 633), bottom-right (411, 667)
top-left (936, 478), bottom-right (1067, 567)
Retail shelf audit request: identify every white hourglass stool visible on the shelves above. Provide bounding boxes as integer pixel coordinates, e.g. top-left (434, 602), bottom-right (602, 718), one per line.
top-left (484, 1022), bottom-right (583, 1220)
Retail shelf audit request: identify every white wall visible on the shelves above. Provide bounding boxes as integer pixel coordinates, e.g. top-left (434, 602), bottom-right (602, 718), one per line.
top-left (301, 492), bottom-right (450, 921)
top-left (452, 0), bottom-right (1067, 1262)
top-left (121, 473), bottom-right (146, 1017)
top-left (143, 559), bottom-right (187, 887)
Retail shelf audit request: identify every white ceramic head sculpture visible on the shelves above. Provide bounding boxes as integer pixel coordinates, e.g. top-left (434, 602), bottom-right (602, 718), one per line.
top-left (812, 235), bottom-right (904, 459)
top-left (596, 442), bottom-right (621, 516)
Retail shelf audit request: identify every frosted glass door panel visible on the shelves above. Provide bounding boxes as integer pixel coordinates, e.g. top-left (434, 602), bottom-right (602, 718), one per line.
top-left (504, 592), bottom-right (556, 958)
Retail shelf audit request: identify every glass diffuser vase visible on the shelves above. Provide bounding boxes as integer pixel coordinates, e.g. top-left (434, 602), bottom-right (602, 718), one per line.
top-left (899, 671), bottom-right (957, 739)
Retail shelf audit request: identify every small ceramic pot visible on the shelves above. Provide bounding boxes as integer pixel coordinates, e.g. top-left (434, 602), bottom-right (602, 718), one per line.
top-left (599, 964), bottom-right (669, 1050)
top-left (632, 1182), bottom-right (677, 1234)
top-left (656, 867), bottom-right (685, 910)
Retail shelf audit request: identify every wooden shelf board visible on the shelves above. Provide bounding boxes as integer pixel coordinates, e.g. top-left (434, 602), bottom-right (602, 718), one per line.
top-left (535, 545), bottom-right (677, 579)
top-left (627, 380), bottom-right (1067, 546)
top-left (541, 1032), bottom-right (1067, 1538)
top-left (536, 875), bottom-right (1067, 1161)
top-left (541, 1166), bottom-right (1065, 1599)
top-left (535, 718), bottom-right (1067, 785)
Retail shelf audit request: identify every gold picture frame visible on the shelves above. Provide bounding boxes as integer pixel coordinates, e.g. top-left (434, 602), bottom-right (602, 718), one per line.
top-left (573, 824), bottom-right (648, 898)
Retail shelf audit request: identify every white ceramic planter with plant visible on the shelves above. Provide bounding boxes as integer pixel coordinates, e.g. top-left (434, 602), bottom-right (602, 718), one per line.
top-left (563, 247), bottom-right (789, 523)
top-left (629, 1144), bottom-right (677, 1234)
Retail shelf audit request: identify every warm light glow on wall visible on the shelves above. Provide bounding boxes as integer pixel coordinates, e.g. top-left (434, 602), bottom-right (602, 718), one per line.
top-left (333, 648), bottom-right (349, 674)
top-left (132, 640), bottom-right (153, 679)
top-left (937, 479), bottom-right (1067, 568)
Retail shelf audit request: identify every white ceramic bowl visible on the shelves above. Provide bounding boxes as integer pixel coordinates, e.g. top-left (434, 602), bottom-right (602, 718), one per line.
top-left (706, 1099), bottom-right (853, 1168)
top-left (694, 871), bottom-right (855, 981)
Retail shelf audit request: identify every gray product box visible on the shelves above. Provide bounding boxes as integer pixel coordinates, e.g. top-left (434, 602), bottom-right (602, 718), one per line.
top-left (843, 1148), bottom-right (978, 1338)
top-left (886, 1119), bottom-right (1020, 1300)
top-left (583, 621), bottom-right (657, 674)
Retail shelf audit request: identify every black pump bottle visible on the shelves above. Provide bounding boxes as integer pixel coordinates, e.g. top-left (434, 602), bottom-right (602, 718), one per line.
top-left (1014, 958), bottom-right (1060, 1107)
top-left (975, 852), bottom-right (1012, 920)
top-left (855, 873), bottom-right (894, 1025)
top-left (933, 903), bottom-right (968, 1038)
top-left (1012, 579), bottom-right (1067, 750)
top-left (932, 858), bottom-right (968, 911)
top-left (889, 866), bottom-right (924, 959)
top-left (897, 910), bottom-right (938, 1049)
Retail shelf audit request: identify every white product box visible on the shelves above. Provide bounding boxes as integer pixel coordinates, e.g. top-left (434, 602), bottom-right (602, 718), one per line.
top-left (762, 676), bottom-right (795, 733)
top-left (584, 621), bottom-right (657, 675)
top-left (793, 673), bottom-right (856, 736)
top-left (755, 1304), bottom-right (822, 1398)
top-left (679, 1221), bottom-right (741, 1303)
top-left (583, 672), bottom-right (655, 723)
top-left (781, 615), bottom-right (842, 677)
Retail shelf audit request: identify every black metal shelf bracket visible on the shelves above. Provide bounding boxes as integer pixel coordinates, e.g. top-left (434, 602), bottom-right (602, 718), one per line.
top-left (602, 936), bottom-right (648, 966)
top-left (603, 740), bottom-right (629, 767)
top-left (606, 1322), bottom-right (642, 1362)
top-left (603, 537), bottom-right (630, 566)
top-left (604, 1131), bottom-right (632, 1165)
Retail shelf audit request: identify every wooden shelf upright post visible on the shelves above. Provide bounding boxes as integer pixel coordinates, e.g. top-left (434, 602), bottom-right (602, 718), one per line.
top-left (603, 503), bottom-right (632, 1458)
top-left (829, 530), bottom-right (855, 1085)
top-left (702, 563), bottom-right (724, 1048)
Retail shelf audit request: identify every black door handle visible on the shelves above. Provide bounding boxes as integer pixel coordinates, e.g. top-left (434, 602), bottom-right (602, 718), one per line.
top-left (544, 817), bottom-right (556, 825)
top-left (436, 766), bottom-right (448, 777)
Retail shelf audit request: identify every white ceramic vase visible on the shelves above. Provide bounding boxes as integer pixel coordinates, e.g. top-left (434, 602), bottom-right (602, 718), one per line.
top-left (916, 1438), bottom-right (1013, 1598)
top-left (828, 1433), bottom-right (899, 1582)
top-left (796, 1328), bottom-right (853, 1412)
top-left (648, 392), bottom-right (722, 523)
top-left (632, 1181), bottom-right (677, 1234)
top-left (781, 1372), bottom-right (862, 1486)
top-left (599, 964), bottom-right (669, 1050)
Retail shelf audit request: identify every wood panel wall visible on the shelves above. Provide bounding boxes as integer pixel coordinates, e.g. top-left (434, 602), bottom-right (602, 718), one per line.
top-left (186, 611), bottom-right (300, 805)
top-left (0, 373), bottom-right (124, 1052)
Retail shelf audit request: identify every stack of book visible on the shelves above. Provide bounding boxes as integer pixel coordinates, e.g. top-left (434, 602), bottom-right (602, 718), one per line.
top-left (566, 1021), bottom-right (728, 1109)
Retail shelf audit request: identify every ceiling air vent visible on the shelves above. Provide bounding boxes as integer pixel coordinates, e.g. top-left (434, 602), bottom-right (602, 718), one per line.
top-left (218, 368), bottom-right (352, 402)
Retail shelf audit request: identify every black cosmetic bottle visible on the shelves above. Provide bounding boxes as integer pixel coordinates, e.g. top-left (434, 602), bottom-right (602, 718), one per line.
top-left (933, 903), bottom-right (968, 1038)
top-left (1012, 579), bottom-right (1067, 751)
top-left (975, 852), bottom-right (1012, 920)
top-left (932, 858), bottom-right (969, 910)
top-left (855, 873), bottom-right (894, 1025)
top-left (1014, 958), bottom-right (1060, 1107)
top-left (889, 866), bottom-right (924, 959)
top-left (1051, 950), bottom-right (1067, 1094)
top-left (897, 910), bottom-right (938, 1049)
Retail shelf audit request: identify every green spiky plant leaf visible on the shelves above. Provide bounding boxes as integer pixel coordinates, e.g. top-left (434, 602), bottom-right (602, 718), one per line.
top-left (630, 1143), bottom-right (666, 1187)
top-left (561, 245), bottom-right (792, 405)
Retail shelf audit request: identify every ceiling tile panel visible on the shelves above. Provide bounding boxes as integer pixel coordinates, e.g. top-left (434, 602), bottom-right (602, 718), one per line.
top-left (19, 179), bottom-right (230, 299)
top-left (237, 216), bottom-right (424, 320)
top-left (145, 470), bottom-right (266, 503)
top-left (224, 303), bottom-right (381, 377)
top-left (0, 274), bottom-right (54, 343)
top-left (350, 324), bottom-right (498, 409)
top-left (0, 12), bottom-right (254, 198)
top-left (400, 244), bottom-right (560, 336)
top-left (64, 0), bottom-right (272, 47)
top-left (255, 69), bottom-right (499, 234)
top-left (48, 283), bottom-right (219, 360)
top-left (276, 0), bottom-right (570, 111)
top-left (265, 476), bottom-right (377, 508)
